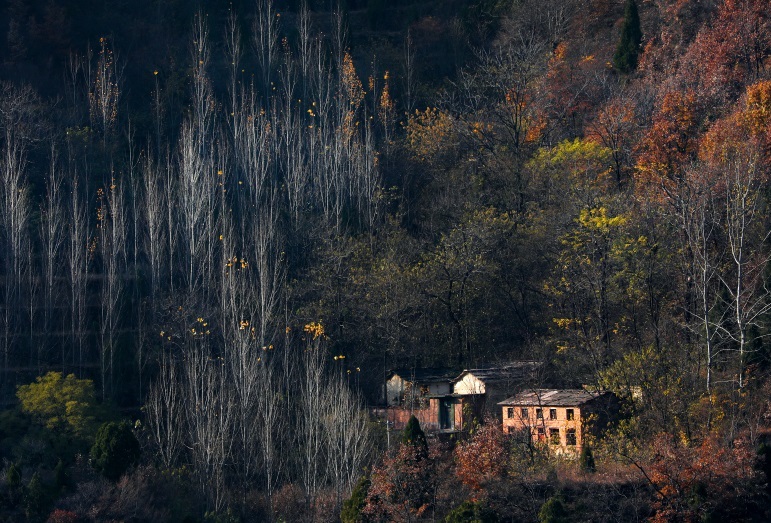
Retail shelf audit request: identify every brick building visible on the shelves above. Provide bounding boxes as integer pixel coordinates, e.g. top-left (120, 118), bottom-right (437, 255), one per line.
top-left (498, 389), bottom-right (617, 452)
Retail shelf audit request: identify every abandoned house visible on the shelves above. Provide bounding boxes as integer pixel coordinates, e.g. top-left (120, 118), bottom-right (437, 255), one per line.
top-left (429, 361), bottom-right (542, 432)
top-left (374, 368), bottom-right (459, 431)
top-left (498, 389), bottom-right (618, 452)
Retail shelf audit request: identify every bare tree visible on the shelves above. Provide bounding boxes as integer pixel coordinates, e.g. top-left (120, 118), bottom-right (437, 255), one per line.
top-left (717, 146), bottom-right (771, 389)
top-left (97, 177), bottom-right (126, 398)
top-left (184, 340), bottom-right (234, 514)
top-left (0, 82), bottom-right (36, 391)
top-left (680, 176), bottom-right (725, 391)
top-left (40, 144), bottom-right (66, 367)
top-left (67, 173), bottom-right (90, 372)
top-left (145, 351), bottom-right (183, 469)
top-left (254, 0), bottom-right (279, 100)
top-left (322, 374), bottom-right (371, 511)
top-left (297, 326), bottom-right (328, 513)
top-left (403, 30), bottom-right (416, 114)
top-left (179, 15), bottom-right (216, 297)
top-left (89, 37), bottom-right (120, 140)
top-left (142, 151), bottom-right (167, 305)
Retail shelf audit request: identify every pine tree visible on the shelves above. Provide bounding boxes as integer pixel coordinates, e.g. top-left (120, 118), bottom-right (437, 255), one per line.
top-left (401, 415), bottom-right (428, 460)
top-left (613, 0), bottom-right (642, 73)
top-left (341, 476), bottom-right (370, 523)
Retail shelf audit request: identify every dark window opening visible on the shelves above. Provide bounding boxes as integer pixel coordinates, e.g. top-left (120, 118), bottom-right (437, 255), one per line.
top-left (549, 428), bottom-right (560, 445)
top-left (537, 427), bottom-right (545, 442)
top-left (536, 408), bottom-right (543, 419)
top-left (566, 428), bottom-right (577, 446)
top-left (507, 407), bottom-right (514, 419)
top-left (521, 408), bottom-right (529, 419)
top-left (549, 408), bottom-right (557, 420)
top-left (566, 409), bottom-right (574, 420)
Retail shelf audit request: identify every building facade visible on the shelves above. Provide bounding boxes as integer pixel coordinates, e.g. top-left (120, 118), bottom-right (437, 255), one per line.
top-left (499, 389), bottom-right (617, 452)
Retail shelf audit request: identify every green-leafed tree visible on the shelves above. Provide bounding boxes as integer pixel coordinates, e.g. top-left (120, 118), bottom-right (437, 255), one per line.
top-left (613, 0), bottom-right (642, 73)
top-left (90, 421), bottom-right (141, 481)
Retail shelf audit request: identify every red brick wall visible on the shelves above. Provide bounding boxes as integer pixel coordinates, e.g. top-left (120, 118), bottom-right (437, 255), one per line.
top-left (370, 405), bottom-right (439, 431)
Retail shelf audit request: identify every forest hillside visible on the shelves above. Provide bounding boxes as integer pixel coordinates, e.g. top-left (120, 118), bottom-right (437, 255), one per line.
top-left (0, 0), bottom-right (770, 521)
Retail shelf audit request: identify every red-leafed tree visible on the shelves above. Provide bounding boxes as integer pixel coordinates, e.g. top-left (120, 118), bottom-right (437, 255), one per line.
top-left (363, 442), bottom-right (436, 522)
top-left (587, 97), bottom-right (637, 187)
top-left (364, 417), bottom-right (437, 522)
top-left (647, 434), bottom-right (761, 522)
top-left (454, 419), bottom-right (508, 497)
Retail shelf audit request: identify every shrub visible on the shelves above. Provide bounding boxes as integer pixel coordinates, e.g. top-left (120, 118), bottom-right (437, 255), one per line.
top-left (580, 446), bottom-right (596, 473)
top-left (538, 495), bottom-right (568, 523)
top-left (444, 500), bottom-right (498, 523)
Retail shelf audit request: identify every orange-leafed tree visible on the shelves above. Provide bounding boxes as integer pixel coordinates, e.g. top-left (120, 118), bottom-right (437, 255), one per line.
top-left (647, 434), bottom-right (762, 522)
top-left (454, 419), bottom-right (508, 497)
top-left (635, 89), bottom-right (701, 202)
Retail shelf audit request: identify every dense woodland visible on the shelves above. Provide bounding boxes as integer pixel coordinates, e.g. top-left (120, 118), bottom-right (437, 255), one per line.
top-left (0, 0), bottom-right (770, 520)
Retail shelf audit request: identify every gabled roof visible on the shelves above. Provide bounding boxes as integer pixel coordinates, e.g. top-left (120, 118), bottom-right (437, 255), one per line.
top-left (387, 367), bottom-right (459, 383)
top-left (452, 361), bottom-right (541, 384)
top-left (498, 389), bottom-right (610, 407)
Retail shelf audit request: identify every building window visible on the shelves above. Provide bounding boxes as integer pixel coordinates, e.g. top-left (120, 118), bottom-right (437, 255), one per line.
top-left (537, 427), bottom-right (545, 442)
top-left (536, 408), bottom-right (543, 419)
top-left (549, 408), bottom-right (557, 420)
top-left (566, 409), bottom-right (574, 420)
top-left (566, 428), bottom-right (577, 446)
top-left (549, 428), bottom-right (560, 445)
top-left (507, 407), bottom-right (514, 419)
top-left (521, 408), bottom-right (529, 420)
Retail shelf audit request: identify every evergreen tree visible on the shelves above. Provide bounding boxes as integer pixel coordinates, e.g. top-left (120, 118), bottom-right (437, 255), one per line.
top-left (54, 459), bottom-right (70, 493)
top-left (6, 463), bottom-right (21, 490)
top-left (5, 463), bottom-right (22, 507)
top-left (613, 0), bottom-right (642, 73)
top-left (341, 476), bottom-right (371, 523)
top-left (23, 472), bottom-right (47, 520)
top-left (90, 421), bottom-right (141, 481)
top-left (401, 415), bottom-right (428, 459)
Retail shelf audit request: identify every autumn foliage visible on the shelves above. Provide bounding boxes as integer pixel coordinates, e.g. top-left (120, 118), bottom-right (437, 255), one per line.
top-left (647, 434), bottom-right (761, 522)
top-left (454, 420), bottom-right (508, 497)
